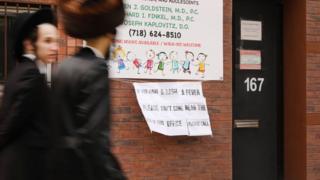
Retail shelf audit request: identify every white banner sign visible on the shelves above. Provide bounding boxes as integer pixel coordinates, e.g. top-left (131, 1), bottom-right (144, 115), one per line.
top-left (109, 0), bottom-right (223, 80)
top-left (134, 82), bottom-right (212, 136)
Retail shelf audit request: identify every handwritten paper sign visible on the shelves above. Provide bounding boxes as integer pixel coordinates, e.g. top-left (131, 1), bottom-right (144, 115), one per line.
top-left (134, 82), bottom-right (212, 136)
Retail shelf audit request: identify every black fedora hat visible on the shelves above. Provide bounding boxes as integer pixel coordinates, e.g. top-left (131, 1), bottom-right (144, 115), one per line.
top-left (13, 8), bottom-right (56, 59)
top-left (58, 0), bottom-right (125, 39)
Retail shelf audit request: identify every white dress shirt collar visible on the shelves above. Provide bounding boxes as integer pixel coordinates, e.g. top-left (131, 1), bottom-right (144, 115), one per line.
top-left (22, 54), bottom-right (36, 61)
top-left (85, 45), bottom-right (105, 59)
top-left (36, 60), bottom-right (47, 75)
top-left (22, 53), bottom-right (46, 74)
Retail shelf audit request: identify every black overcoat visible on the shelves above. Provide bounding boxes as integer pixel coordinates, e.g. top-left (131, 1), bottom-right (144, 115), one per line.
top-left (51, 47), bottom-right (126, 180)
top-left (0, 57), bottom-right (52, 180)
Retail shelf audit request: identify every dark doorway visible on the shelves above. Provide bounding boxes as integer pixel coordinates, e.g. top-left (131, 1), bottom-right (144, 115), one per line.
top-left (232, 0), bottom-right (283, 180)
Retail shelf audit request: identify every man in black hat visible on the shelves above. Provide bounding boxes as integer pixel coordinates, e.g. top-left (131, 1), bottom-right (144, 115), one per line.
top-left (51, 0), bottom-right (126, 180)
top-left (0, 9), bottom-right (58, 180)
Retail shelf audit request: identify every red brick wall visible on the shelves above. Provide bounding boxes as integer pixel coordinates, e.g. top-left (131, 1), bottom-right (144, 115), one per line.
top-left (57, 24), bottom-right (83, 62)
top-left (11, 0), bottom-right (233, 179)
top-left (11, 0), bottom-right (320, 179)
top-left (306, 0), bottom-right (320, 179)
top-left (10, 0), bottom-right (320, 179)
top-left (51, 0), bottom-right (320, 179)
top-left (109, 1), bottom-right (233, 179)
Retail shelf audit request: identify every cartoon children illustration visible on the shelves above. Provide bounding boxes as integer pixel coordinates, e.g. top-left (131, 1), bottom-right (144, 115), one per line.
top-left (195, 52), bottom-right (208, 78)
top-left (182, 50), bottom-right (194, 74)
top-left (169, 51), bottom-right (180, 74)
top-left (127, 51), bottom-right (142, 74)
top-left (154, 51), bottom-right (168, 76)
top-left (144, 49), bottom-right (155, 74)
top-left (112, 45), bottom-right (128, 73)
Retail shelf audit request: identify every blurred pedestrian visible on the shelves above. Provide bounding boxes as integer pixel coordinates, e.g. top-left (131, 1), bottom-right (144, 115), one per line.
top-left (0, 9), bottom-right (58, 180)
top-left (51, 0), bottom-right (126, 180)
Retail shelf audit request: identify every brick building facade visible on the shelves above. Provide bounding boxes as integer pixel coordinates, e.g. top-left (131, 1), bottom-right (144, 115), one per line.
top-left (0, 0), bottom-right (319, 179)
top-left (306, 0), bottom-right (320, 179)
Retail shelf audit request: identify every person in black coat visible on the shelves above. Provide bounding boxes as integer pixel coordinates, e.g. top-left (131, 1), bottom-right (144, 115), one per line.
top-left (0, 9), bottom-right (58, 180)
top-left (50, 0), bottom-right (126, 180)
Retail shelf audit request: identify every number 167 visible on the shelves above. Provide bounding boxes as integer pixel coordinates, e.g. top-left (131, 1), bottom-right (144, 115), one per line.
top-left (244, 77), bottom-right (264, 92)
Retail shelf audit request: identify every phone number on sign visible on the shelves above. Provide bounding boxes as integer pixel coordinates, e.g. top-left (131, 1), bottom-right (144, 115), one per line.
top-left (129, 29), bottom-right (182, 39)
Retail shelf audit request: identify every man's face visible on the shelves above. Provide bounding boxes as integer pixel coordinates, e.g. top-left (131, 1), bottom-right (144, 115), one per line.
top-left (35, 23), bottom-right (58, 64)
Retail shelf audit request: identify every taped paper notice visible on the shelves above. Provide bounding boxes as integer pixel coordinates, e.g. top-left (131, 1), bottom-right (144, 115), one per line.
top-left (240, 50), bottom-right (261, 70)
top-left (241, 20), bottom-right (262, 41)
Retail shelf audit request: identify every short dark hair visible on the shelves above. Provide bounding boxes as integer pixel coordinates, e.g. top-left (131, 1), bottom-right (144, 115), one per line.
top-left (14, 26), bottom-right (38, 59)
top-left (27, 26), bottom-right (39, 44)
